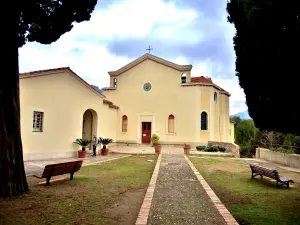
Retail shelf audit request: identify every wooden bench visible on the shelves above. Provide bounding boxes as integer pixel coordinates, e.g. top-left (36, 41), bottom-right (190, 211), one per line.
top-left (33, 160), bottom-right (83, 185)
top-left (248, 162), bottom-right (294, 188)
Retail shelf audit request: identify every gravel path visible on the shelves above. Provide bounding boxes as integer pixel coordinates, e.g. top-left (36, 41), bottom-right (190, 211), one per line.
top-left (147, 154), bottom-right (226, 225)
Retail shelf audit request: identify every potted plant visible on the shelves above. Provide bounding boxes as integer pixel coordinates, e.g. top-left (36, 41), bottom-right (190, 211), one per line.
top-left (73, 138), bottom-right (92, 158)
top-left (183, 143), bottom-right (191, 155)
top-left (99, 137), bottom-right (113, 156)
top-left (151, 134), bottom-right (161, 154)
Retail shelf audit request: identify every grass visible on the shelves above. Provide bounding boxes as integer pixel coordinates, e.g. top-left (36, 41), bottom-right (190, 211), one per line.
top-left (189, 156), bottom-right (300, 225)
top-left (0, 155), bottom-right (157, 225)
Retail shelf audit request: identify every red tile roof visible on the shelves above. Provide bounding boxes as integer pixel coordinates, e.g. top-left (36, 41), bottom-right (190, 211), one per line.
top-left (190, 76), bottom-right (213, 84)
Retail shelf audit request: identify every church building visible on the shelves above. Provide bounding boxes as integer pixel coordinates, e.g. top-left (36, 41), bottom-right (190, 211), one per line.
top-left (102, 53), bottom-right (234, 145)
top-left (19, 53), bottom-right (234, 161)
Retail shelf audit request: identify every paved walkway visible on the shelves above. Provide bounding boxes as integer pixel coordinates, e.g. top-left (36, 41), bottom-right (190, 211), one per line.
top-left (24, 153), bottom-right (129, 176)
top-left (147, 154), bottom-right (227, 225)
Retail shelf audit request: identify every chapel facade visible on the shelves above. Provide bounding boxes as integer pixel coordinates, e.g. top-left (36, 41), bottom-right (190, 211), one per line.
top-left (103, 53), bottom-right (235, 145)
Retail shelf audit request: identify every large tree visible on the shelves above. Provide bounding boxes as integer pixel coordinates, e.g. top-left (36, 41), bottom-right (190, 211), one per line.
top-left (227, 0), bottom-right (300, 135)
top-left (1, 0), bottom-right (97, 197)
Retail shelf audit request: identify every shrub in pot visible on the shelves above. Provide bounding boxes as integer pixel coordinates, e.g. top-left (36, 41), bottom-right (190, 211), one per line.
top-left (74, 138), bottom-right (91, 158)
top-left (151, 134), bottom-right (161, 154)
top-left (99, 137), bottom-right (113, 156)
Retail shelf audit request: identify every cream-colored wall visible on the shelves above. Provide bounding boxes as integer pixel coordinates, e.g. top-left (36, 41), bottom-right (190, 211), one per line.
top-left (229, 122), bottom-right (235, 143)
top-left (104, 59), bottom-right (231, 144)
top-left (20, 71), bottom-right (117, 161)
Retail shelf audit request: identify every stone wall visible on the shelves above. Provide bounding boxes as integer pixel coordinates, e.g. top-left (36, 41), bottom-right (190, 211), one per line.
top-left (256, 148), bottom-right (300, 168)
top-left (208, 141), bottom-right (240, 158)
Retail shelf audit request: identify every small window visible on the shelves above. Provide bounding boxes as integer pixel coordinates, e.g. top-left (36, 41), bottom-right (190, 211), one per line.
top-left (181, 73), bottom-right (186, 83)
top-left (122, 115), bottom-right (128, 132)
top-left (33, 111), bottom-right (43, 132)
top-left (214, 92), bottom-right (218, 103)
top-left (201, 112), bottom-right (208, 130)
top-left (168, 114), bottom-right (175, 133)
top-left (113, 78), bottom-right (117, 88)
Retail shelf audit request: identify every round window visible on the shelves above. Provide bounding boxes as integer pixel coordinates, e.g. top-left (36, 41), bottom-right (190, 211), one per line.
top-left (143, 82), bottom-right (152, 92)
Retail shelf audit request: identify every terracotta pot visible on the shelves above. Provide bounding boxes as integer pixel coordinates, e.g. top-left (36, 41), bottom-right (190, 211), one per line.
top-left (184, 148), bottom-right (190, 155)
top-left (101, 148), bottom-right (109, 156)
top-left (78, 150), bottom-right (86, 158)
top-left (154, 144), bottom-right (161, 154)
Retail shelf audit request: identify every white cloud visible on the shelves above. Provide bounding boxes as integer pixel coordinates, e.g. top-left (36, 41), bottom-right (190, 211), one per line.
top-left (19, 0), bottom-right (246, 115)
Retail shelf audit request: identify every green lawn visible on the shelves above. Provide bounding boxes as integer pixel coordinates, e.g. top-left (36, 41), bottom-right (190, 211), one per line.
top-left (189, 156), bottom-right (300, 225)
top-left (0, 155), bottom-right (157, 225)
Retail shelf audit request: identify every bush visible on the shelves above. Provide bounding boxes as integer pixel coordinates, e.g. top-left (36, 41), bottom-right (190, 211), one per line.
top-left (240, 145), bottom-right (253, 158)
top-left (196, 146), bottom-right (206, 151)
top-left (274, 147), bottom-right (295, 154)
top-left (196, 146), bottom-right (226, 152)
top-left (151, 134), bottom-right (160, 146)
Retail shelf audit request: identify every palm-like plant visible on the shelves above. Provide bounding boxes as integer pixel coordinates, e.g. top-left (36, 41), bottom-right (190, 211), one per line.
top-left (98, 137), bottom-right (113, 149)
top-left (73, 138), bottom-right (92, 151)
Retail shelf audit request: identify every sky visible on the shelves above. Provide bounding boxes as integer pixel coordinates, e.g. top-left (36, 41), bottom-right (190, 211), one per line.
top-left (19, 0), bottom-right (247, 115)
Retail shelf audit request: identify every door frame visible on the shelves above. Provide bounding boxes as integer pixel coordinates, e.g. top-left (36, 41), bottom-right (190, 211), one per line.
top-left (138, 113), bottom-right (155, 144)
top-left (141, 122), bottom-right (152, 144)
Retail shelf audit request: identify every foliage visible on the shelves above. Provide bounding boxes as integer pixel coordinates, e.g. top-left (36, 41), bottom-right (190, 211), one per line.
top-left (73, 138), bottom-right (91, 150)
top-left (151, 134), bottom-right (160, 146)
top-left (257, 131), bottom-right (279, 149)
top-left (230, 116), bottom-right (241, 129)
top-left (98, 138), bottom-right (113, 149)
top-left (196, 146), bottom-right (226, 152)
top-left (283, 134), bottom-right (295, 148)
top-left (227, 0), bottom-right (300, 135)
top-left (196, 146), bottom-right (206, 151)
top-left (235, 119), bottom-right (258, 147)
top-left (240, 145), bottom-right (255, 158)
top-left (17, 1), bottom-right (97, 47)
top-left (271, 147), bottom-right (295, 154)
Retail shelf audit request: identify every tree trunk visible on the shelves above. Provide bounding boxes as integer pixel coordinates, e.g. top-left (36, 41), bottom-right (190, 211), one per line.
top-left (0, 6), bottom-right (29, 197)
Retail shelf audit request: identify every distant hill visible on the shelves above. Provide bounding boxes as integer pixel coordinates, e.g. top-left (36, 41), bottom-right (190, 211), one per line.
top-left (91, 85), bottom-right (103, 94)
top-left (230, 110), bottom-right (251, 120)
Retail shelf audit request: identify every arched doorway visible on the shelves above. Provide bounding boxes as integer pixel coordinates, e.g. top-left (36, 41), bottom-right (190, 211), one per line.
top-left (82, 109), bottom-right (98, 149)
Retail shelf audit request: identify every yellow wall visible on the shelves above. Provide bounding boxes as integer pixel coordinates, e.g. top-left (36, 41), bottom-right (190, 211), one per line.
top-left (229, 122), bottom-right (235, 143)
top-left (20, 71), bottom-right (117, 161)
top-left (104, 59), bottom-right (232, 145)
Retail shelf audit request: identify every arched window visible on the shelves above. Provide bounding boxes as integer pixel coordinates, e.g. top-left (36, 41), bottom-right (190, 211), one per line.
top-left (168, 114), bottom-right (175, 133)
top-left (214, 92), bottom-right (217, 103)
top-left (201, 112), bottom-right (208, 130)
top-left (122, 115), bottom-right (128, 132)
top-left (181, 73), bottom-right (186, 83)
top-left (113, 78), bottom-right (117, 88)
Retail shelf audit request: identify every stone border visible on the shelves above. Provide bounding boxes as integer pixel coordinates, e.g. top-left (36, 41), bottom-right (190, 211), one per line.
top-left (135, 153), bottom-right (162, 225)
top-left (184, 155), bottom-right (239, 225)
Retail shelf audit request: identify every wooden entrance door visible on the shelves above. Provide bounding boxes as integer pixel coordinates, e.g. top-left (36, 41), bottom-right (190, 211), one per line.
top-left (142, 122), bottom-right (151, 144)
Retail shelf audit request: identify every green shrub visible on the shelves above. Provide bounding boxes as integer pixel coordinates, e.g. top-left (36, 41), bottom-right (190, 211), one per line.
top-left (240, 145), bottom-right (253, 157)
top-left (196, 146), bottom-right (206, 151)
top-left (271, 147), bottom-right (295, 154)
top-left (197, 146), bottom-right (226, 152)
top-left (151, 134), bottom-right (160, 146)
